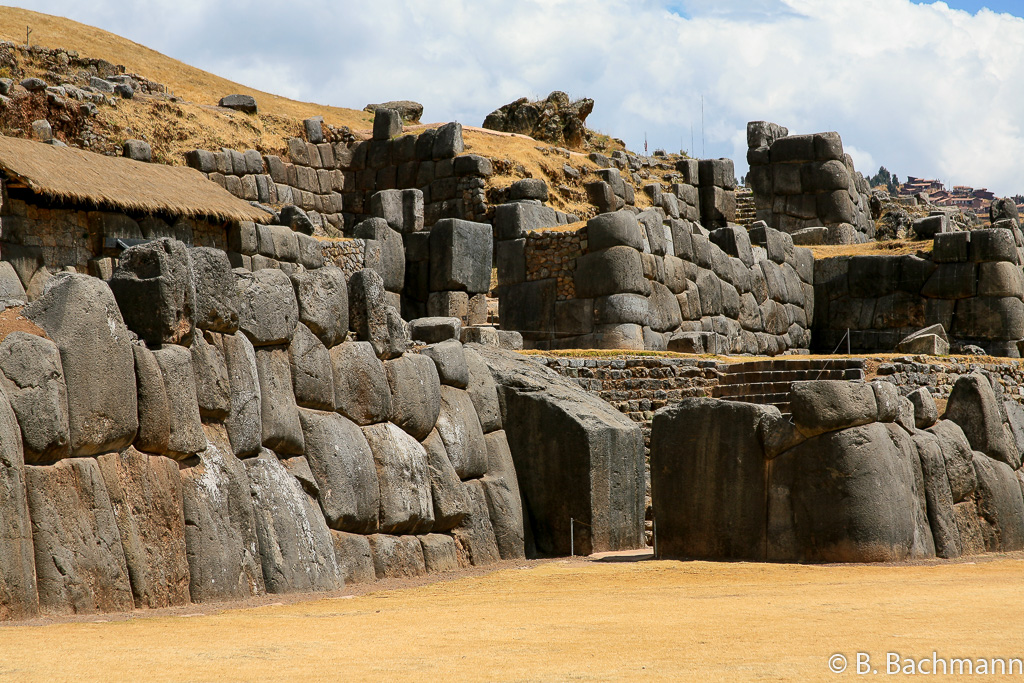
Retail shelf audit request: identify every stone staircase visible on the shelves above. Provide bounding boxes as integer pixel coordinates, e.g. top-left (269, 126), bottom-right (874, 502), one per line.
top-left (712, 358), bottom-right (866, 415)
top-left (734, 187), bottom-right (757, 226)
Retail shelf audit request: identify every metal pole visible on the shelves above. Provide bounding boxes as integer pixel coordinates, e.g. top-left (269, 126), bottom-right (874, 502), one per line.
top-left (570, 517), bottom-right (574, 557)
top-left (847, 328), bottom-right (851, 356)
top-left (653, 518), bottom-right (657, 558)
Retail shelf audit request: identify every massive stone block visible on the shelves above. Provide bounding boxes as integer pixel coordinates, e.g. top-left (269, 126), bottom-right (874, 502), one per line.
top-left (472, 345), bottom-right (645, 556)
top-left (464, 347), bottom-right (502, 433)
top-left (420, 338), bottom-right (469, 388)
top-left (179, 425), bottom-right (265, 603)
top-left (789, 380), bottom-right (878, 438)
top-left (290, 266), bottom-right (348, 349)
top-left (355, 218), bottom-right (406, 293)
top-left (422, 428), bottom-right (469, 531)
top-left (481, 430), bottom-right (526, 559)
top-left (151, 345), bottom-right (207, 458)
top-left (972, 452), bottom-right (1024, 551)
top-left (913, 430), bottom-right (961, 559)
top-left (26, 458), bottom-right (135, 615)
top-left (451, 479), bottom-right (501, 566)
top-left (651, 398), bottom-right (774, 560)
top-left (435, 385), bottom-right (488, 480)
top-left (298, 409), bottom-right (380, 533)
top-left (235, 268), bottom-right (299, 346)
top-left (330, 341), bottom-right (393, 425)
top-left (574, 246), bottom-right (646, 299)
top-left (0, 331), bottom-right (69, 463)
top-left (191, 331), bottom-right (231, 422)
top-left (944, 374), bottom-right (1018, 469)
top-left (362, 422), bottom-right (434, 534)
top-left (24, 274), bottom-right (138, 457)
top-left (254, 346), bottom-right (304, 455)
top-left (384, 353), bottom-right (442, 441)
top-left (188, 247), bottom-right (239, 334)
top-left (288, 323), bottom-right (335, 411)
top-left (926, 419), bottom-right (979, 503)
top-left (96, 448), bottom-right (190, 609)
top-left (429, 219), bottom-right (493, 294)
top-left (109, 238), bottom-right (197, 346)
top-left (244, 450), bottom-right (342, 594)
top-left (221, 332), bottom-right (263, 457)
top-left (368, 534), bottom-right (426, 579)
top-left (0, 383), bottom-right (37, 619)
top-left (331, 531), bottom-right (376, 585)
top-left (586, 211), bottom-right (645, 251)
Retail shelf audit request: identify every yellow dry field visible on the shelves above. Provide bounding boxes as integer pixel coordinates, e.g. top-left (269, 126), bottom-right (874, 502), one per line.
top-left (3, 555), bottom-right (1024, 681)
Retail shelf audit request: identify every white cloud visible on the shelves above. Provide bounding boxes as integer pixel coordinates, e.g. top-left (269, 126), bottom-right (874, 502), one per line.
top-left (9, 0), bottom-right (1024, 195)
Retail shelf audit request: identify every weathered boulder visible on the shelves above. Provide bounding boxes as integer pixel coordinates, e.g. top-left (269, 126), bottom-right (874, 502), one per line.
top-left (0, 331), bottom-right (69, 462)
top-left (908, 387), bottom-right (938, 429)
top-left (290, 266), bottom-right (348, 348)
top-left (912, 430), bottom-right (961, 559)
top-left (364, 100), bottom-right (423, 123)
top-left (219, 94), bottom-right (257, 114)
top-left (24, 275), bottom-right (138, 457)
top-left (96, 448), bottom-right (190, 609)
top-left (0, 384), bottom-right (37, 619)
top-left (789, 380), bottom-right (878, 438)
top-left (244, 450), bottom-right (342, 593)
top-left (288, 323), bottom-right (335, 411)
top-left (651, 398), bottom-right (773, 560)
top-left (190, 331), bottom-right (231, 421)
top-left (179, 425), bottom-right (265, 602)
top-left (574, 247), bottom-right (646, 299)
top-left (330, 341), bottom-right (393, 425)
top-left (586, 211), bottom-right (645, 251)
top-left (221, 332), bottom-right (263, 457)
top-left (298, 409), bottom-right (380, 533)
top-left (422, 428), bottom-right (469, 531)
top-left (384, 353), bottom-right (441, 441)
top-left (435, 386), bottom-right (488, 480)
top-left (330, 531), bottom-right (376, 584)
top-left (481, 430), bottom-right (525, 559)
top-left (132, 344), bottom-right (170, 455)
top-left (362, 422), bottom-right (434, 534)
top-left (472, 344), bottom-right (645, 556)
top-left (419, 534), bottom-right (460, 573)
top-left (972, 452), bottom-right (1024, 551)
top-left (189, 247), bottom-right (239, 334)
top-left (348, 269), bottom-right (397, 359)
top-left (367, 534), bottom-right (426, 579)
top-left (464, 347), bottom-right (502, 433)
top-left (926, 419), bottom-right (979, 503)
top-left (451, 480), bottom-right (501, 566)
top-left (152, 345), bottom-right (207, 458)
top-left (482, 91), bottom-right (594, 149)
top-left (409, 317), bottom-right (461, 345)
top-left (235, 268), bottom-right (299, 346)
top-left (26, 458), bottom-right (135, 614)
top-left (945, 374), bottom-right (1018, 469)
top-left (429, 219), bottom-right (493, 293)
top-left (109, 238), bottom-right (197, 346)
top-left (254, 346), bottom-right (304, 455)
top-left (419, 339), bottom-right (469, 388)
top-left (356, 218), bottom-right (406, 293)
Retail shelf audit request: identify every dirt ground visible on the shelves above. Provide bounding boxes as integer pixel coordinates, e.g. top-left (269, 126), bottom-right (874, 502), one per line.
top-left (3, 552), bottom-right (1024, 681)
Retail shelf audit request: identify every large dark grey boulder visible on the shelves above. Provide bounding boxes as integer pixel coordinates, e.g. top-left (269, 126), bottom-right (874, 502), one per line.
top-left (972, 451), bottom-right (1024, 551)
top-left (298, 409), bottom-right (380, 533)
top-left (419, 339), bottom-right (469, 388)
top-left (356, 218), bottom-right (406, 293)
top-left (587, 211), bottom-right (645, 251)
top-left (574, 246), bottom-right (646, 299)
top-left (152, 345), bottom-right (207, 458)
top-left (132, 344), bottom-right (170, 455)
top-left (768, 422), bottom-right (924, 562)
top-left (107, 240), bottom-right (194, 349)
top-left (189, 247), bottom-right (239, 334)
top-left (789, 380), bottom-right (878, 438)
top-left (290, 266), bottom-right (348, 348)
top-left (368, 534), bottom-right (426, 579)
top-left (464, 347), bottom-right (502, 433)
top-left (422, 428), bottom-right (469, 531)
top-left (419, 534), bottom-right (460, 573)
top-left (25, 458), bottom-right (135, 615)
top-left (244, 450), bottom-right (342, 594)
top-left (288, 323), bottom-right (335, 411)
top-left (926, 419), bottom-right (978, 503)
top-left (190, 332), bottom-right (231, 421)
top-left (451, 480), bottom-right (501, 566)
top-left (96, 448), bottom-right (190, 608)
top-left (219, 94), bottom-right (257, 114)
top-left (348, 269), bottom-right (399, 359)
top-left (330, 341), bottom-right (393, 425)
top-left (913, 430), bottom-right (961, 559)
top-left (409, 317), bottom-right (462, 345)
top-left (180, 425), bottom-right (265, 602)
top-left (362, 422), bottom-right (434, 534)
top-left (235, 268), bottom-right (299, 346)
top-left (254, 346), bottom-right (304, 455)
top-left (481, 430), bottom-right (525, 559)
top-left (221, 332), bottom-right (263, 457)
top-left (435, 386), bottom-right (488, 480)
top-left (651, 398), bottom-right (773, 560)
top-left (429, 219), bottom-right (493, 294)
top-left (24, 275), bottom-right (138, 457)
top-left (945, 374), bottom-right (1018, 469)
top-left (0, 331), bottom-right (69, 463)
top-left (472, 344), bottom-right (645, 556)
top-left (0, 384), bottom-right (37, 619)
top-left (384, 353), bottom-right (441, 441)
top-left (908, 387), bottom-right (938, 429)
top-left (331, 531), bottom-right (376, 585)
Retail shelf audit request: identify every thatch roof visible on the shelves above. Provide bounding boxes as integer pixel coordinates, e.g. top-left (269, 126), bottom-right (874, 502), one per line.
top-left (0, 134), bottom-right (270, 223)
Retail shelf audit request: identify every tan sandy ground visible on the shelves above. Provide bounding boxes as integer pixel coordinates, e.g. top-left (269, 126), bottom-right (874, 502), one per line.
top-left (2, 554), bottom-right (1024, 681)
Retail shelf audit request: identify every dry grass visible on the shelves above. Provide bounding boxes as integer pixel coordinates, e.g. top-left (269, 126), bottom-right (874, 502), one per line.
top-left (0, 134), bottom-right (268, 221)
top-left (810, 238), bottom-right (932, 260)
top-left (3, 555), bottom-right (1024, 681)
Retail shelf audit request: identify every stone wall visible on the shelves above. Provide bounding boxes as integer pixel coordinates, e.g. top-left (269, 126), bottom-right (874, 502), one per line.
top-left (187, 118), bottom-right (490, 234)
top-left (814, 227), bottom-right (1024, 356)
top-left (651, 375), bottom-right (1024, 562)
top-left (497, 209), bottom-right (814, 354)
top-left (0, 236), bottom-right (645, 620)
top-left (746, 121), bottom-right (874, 244)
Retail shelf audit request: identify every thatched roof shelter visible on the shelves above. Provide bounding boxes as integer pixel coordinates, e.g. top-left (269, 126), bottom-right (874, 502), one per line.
top-left (0, 134), bottom-right (270, 223)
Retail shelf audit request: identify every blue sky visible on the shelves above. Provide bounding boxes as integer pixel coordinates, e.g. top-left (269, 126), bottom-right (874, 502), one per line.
top-left (6, 0), bottom-right (1024, 196)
